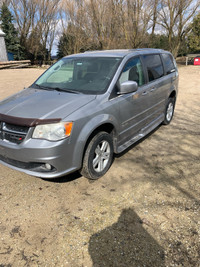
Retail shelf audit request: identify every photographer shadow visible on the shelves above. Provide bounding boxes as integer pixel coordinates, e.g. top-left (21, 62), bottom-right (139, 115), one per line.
top-left (89, 208), bottom-right (165, 267)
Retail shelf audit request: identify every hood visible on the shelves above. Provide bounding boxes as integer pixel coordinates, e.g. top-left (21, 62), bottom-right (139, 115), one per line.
top-left (0, 88), bottom-right (96, 122)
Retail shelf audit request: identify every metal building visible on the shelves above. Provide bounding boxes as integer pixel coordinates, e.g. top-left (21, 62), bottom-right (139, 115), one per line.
top-left (0, 28), bottom-right (8, 61)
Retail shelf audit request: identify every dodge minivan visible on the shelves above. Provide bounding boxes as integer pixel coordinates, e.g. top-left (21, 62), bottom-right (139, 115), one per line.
top-left (0, 49), bottom-right (178, 179)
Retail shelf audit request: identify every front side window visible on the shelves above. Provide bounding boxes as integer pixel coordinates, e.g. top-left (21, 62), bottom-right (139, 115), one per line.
top-left (142, 54), bottom-right (164, 82)
top-left (34, 57), bottom-right (122, 94)
top-left (119, 57), bottom-right (145, 86)
top-left (162, 53), bottom-right (175, 74)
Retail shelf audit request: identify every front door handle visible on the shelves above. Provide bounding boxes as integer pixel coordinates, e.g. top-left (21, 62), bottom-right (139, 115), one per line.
top-left (142, 91), bottom-right (148, 96)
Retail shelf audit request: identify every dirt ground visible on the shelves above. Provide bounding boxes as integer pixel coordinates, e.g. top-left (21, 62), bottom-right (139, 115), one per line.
top-left (0, 66), bottom-right (199, 267)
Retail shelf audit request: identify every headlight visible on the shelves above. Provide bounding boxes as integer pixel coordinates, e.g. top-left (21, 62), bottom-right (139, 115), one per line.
top-left (32, 122), bottom-right (73, 141)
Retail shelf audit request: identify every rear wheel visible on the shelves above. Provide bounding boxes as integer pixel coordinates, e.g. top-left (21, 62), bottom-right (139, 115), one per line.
top-left (80, 131), bottom-right (113, 180)
top-left (163, 98), bottom-right (175, 125)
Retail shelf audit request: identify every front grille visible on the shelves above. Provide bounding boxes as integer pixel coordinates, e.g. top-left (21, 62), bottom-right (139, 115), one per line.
top-left (0, 122), bottom-right (29, 144)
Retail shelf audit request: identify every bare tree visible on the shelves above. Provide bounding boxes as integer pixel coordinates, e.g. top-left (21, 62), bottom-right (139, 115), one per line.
top-left (158, 0), bottom-right (200, 57)
top-left (151, 0), bottom-right (159, 36)
top-left (36, 0), bottom-right (61, 61)
top-left (10, 0), bottom-right (37, 48)
top-left (60, 0), bottom-right (154, 52)
top-left (9, 0), bottom-right (61, 61)
top-left (118, 0), bottom-right (154, 48)
top-left (0, 0), bottom-right (11, 7)
top-left (6, 0), bottom-right (199, 59)
top-left (60, 0), bottom-right (89, 53)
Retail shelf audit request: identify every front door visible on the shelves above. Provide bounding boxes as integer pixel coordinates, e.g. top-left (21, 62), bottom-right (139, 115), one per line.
top-left (116, 56), bottom-right (151, 147)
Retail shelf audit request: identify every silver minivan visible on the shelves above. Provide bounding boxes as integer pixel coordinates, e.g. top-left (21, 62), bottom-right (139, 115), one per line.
top-left (0, 49), bottom-right (178, 179)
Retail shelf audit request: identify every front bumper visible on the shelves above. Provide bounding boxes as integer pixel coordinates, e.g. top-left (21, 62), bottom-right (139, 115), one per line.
top-left (0, 138), bottom-right (80, 178)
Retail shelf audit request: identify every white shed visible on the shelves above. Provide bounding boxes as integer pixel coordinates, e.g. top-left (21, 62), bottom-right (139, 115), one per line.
top-left (0, 28), bottom-right (8, 61)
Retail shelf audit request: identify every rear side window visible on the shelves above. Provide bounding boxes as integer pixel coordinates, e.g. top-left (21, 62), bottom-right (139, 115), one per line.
top-left (162, 53), bottom-right (175, 74)
top-left (142, 54), bottom-right (164, 82)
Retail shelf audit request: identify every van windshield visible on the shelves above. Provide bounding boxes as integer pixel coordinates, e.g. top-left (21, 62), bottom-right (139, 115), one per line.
top-left (34, 57), bottom-right (122, 94)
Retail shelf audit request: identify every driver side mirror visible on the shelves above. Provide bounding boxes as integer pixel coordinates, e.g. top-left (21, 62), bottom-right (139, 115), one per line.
top-left (118, 81), bottom-right (138, 94)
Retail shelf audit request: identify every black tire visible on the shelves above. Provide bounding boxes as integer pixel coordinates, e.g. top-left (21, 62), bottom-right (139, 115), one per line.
top-left (80, 131), bottom-right (114, 180)
top-left (163, 98), bottom-right (175, 125)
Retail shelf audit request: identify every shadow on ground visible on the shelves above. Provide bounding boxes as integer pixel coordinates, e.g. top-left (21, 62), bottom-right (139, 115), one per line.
top-left (89, 208), bottom-right (165, 267)
top-left (42, 171), bottom-right (81, 183)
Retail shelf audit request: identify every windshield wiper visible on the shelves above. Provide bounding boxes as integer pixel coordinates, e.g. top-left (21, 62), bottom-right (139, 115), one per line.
top-left (34, 84), bottom-right (52, 90)
top-left (35, 83), bottom-right (54, 91)
top-left (35, 84), bottom-right (80, 94)
top-left (54, 87), bottom-right (81, 94)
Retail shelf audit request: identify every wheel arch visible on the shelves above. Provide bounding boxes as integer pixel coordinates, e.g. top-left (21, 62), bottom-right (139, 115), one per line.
top-left (82, 122), bottom-right (117, 160)
top-left (71, 115), bottom-right (119, 170)
top-left (169, 90), bottom-right (176, 100)
top-left (80, 130), bottom-right (114, 179)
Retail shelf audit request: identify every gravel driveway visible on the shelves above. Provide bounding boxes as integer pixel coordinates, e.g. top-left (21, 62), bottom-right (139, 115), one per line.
top-left (0, 66), bottom-right (199, 267)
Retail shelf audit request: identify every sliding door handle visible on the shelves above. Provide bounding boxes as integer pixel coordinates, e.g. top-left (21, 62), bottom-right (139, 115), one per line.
top-left (150, 87), bottom-right (156, 92)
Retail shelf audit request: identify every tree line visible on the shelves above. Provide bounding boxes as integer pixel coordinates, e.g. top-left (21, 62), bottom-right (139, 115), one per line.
top-left (0, 0), bottom-right (200, 62)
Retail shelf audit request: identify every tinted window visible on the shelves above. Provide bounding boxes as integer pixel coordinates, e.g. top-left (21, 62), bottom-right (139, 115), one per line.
top-left (143, 54), bottom-right (164, 82)
top-left (119, 57), bottom-right (145, 86)
top-left (162, 53), bottom-right (175, 74)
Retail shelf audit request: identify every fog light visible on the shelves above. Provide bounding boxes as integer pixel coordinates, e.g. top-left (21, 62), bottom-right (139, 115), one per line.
top-left (45, 163), bottom-right (52, 170)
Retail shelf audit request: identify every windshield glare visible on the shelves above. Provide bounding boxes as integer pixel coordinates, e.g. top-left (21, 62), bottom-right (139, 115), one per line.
top-left (34, 57), bottom-right (122, 94)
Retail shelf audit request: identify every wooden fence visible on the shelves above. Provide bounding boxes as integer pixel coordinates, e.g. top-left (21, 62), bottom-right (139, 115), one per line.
top-left (0, 60), bottom-right (31, 69)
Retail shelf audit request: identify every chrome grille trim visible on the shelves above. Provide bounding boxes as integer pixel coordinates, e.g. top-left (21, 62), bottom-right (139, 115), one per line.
top-left (0, 122), bottom-right (29, 144)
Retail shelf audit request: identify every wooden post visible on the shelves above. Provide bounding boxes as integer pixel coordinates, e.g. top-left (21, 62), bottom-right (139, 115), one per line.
top-left (186, 57), bottom-right (188, 66)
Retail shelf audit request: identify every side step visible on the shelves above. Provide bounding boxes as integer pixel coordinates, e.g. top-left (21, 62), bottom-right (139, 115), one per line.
top-left (117, 114), bottom-right (164, 154)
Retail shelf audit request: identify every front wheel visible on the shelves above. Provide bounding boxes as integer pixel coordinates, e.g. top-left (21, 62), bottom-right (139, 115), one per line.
top-left (80, 131), bottom-right (114, 180)
top-left (163, 98), bottom-right (175, 125)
